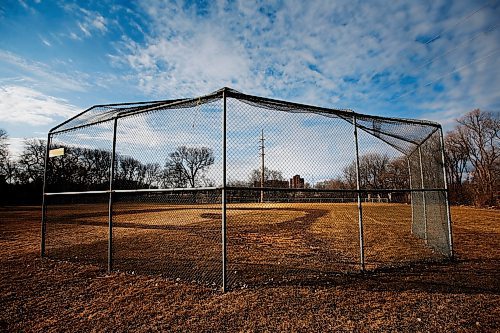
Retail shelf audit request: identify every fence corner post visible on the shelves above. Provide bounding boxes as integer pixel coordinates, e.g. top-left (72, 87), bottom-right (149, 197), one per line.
top-left (418, 146), bottom-right (428, 244)
top-left (353, 115), bottom-right (365, 271)
top-left (222, 89), bottom-right (227, 292)
top-left (108, 117), bottom-right (118, 273)
top-left (41, 133), bottom-right (51, 258)
top-left (439, 127), bottom-right (454, 259)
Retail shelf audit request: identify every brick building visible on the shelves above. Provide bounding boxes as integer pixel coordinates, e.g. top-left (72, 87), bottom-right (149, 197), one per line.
top-left (289, 175), bottom-right (305, 188)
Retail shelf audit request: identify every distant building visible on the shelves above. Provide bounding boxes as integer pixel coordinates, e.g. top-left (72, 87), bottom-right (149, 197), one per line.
top-left (251, 174), bottom-right (305, 189)
top-left (290, 175), bottom-right (305, 189)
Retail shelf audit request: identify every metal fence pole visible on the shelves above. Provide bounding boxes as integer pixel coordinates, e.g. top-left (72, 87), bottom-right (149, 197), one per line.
top-left (353, 115), bottom-right (365, 271)
top-left (407, 157), bottom-right (414, 234)
top-left (222, 89), bottom-right (227, 292)
top-left (418, 146), bottom-right (428, 243)
top-left (108, 117), bottom-right (118, 273)
top-left (260, 129), bottom-right (265, 203)
top-left (439, 127), bottom-right (454, 258)
top-left (40, 133), bottom-right (51, 257)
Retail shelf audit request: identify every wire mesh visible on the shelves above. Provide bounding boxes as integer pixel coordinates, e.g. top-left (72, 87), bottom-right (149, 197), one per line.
top-left (53, 101), bottom-right (184, 133)
top-left (109, 99), bottom-right (223, 286)
top-left (225, 97), bottom-right (361, 287)
top-left (420, 131), bottom-right (451, 256)
top-left (361, 195), bottom-right (442, 269)
top-left (45, 121), bottom-right (115, 267)
top-left (45, 193), bottom-right (109, 267)
top-left (112, 190), bottom-right (222, 286)
top-left (47, 121), bottom-right (115, 192)
top-left (409, 149), bottom-right (426, 240)
top-left (355, 127), bottom-right (440, 268)
top-left (352, 115), bottom-right (438, 155)
top-left (113, 99), bottom-right (223, 190)
top-left (226, 189), bottom-right (360, 288)
top-left (225, 97), bottom-right (357, 188)
top-left (43, 87), bottom-right (453, 290)
top-left (407, 130), bottom-right (451, 256)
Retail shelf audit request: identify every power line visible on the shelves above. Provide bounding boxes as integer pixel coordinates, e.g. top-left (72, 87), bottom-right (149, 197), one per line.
top-left (424, 0), bottom-right (493, 44)
top-left (417, 23), bottom-right (498, 71)
top-left (371, 2), bottom-right (498, 101)
top-left (390, 48), bottom-right (500, 101)
top-left (372, 23), bottom-right (498, 101)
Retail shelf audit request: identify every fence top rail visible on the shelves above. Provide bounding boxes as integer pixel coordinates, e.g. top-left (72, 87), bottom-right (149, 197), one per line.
top-left (48, 87), bottom-right (441, 154)
top-left (226, 89), bottom-right (440, 128)
top-left (226, 186), bottom-right (446, 193)
top-left (49, 98), bottom-right (189, 134)
top-left (44, 186), bottom-right (447, 196)
top-left (44, 187), bottom-right (221, 196)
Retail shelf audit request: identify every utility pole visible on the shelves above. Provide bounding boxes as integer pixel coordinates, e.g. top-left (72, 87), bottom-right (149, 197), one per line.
top-left (260, 129), bottom-right (265, 203)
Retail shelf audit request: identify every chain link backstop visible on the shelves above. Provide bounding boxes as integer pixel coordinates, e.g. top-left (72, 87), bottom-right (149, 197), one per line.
top-left (41, 87), bottom-right (453, 291)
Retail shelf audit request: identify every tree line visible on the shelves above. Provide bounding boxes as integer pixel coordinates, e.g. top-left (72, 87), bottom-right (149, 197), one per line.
top-left (315, 109), bottom-right (499, 207)
top-left (315, 154), bottom-right (410, 191)
top-left (0, 134), bottom-right (215, 203)
top-left (0, 109), bottom-right (498, 206)
top-left (443, 109), bottom-right (499, 207)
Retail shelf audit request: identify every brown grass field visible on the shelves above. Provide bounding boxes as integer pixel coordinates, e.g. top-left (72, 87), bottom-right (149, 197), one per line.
top-left (0, 203), bottom-right (499, 332)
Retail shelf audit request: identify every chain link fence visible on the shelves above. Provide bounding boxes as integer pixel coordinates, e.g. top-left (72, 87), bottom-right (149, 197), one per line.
top-left (42, 88), bottom-right (453, 291)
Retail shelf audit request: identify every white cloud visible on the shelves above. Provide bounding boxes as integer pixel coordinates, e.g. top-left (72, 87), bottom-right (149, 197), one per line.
top-left (39, 36), bottom-right (51, 47)
top-left (64, 5), bottom-right (108, 40)
top-left (69, 32), bottom-right (80, 40)
top-left (96, 0), bottom-right (500, 183)
top-left (5, 137), bottom-right (27, 158)
top-left (0, 50), bottom-right (89, 92)
top-left (92, 15), bottom-right (107, 32)
top-left (17, 0), bottom-right (29, 10)
top-left (0, 85), bottom-right (78, 126)
top-left (78, 22), bottom-right (91, 37)
top-left (2, 0), bottom-right (497, 183)
top-left (110, 0), bottom-right (499, 122)
top-left (121, 32), bottom-right (253, 97)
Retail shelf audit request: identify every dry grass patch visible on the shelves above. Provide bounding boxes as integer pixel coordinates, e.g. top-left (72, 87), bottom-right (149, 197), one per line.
top-left (0, 204), bottom-right (499, 331)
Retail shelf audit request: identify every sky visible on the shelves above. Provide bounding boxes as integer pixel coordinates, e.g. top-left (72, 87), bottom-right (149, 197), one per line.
top-left (0, 0), bottom-right (499, 159)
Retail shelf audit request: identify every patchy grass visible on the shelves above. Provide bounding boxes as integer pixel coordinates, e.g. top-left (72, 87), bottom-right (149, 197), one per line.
top-left (0, 204), bottom-right (499, 332)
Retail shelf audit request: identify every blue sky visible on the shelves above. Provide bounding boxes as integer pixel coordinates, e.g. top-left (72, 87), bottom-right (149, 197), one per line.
top-left (0, 0), bottom-right (499, 156)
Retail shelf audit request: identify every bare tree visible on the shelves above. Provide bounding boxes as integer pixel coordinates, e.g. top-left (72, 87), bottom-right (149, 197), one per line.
top-left (144, 162), bottom-right (162, 188)
top-left (315, 177), bottom-right (349, 190)
top-left (17, 139), bottom-right (46, 184)
top-left (0, 129), bottom-right (7, 168)
top-left (165, 146), bottom-right (214, 188)
top-left (44, 145), bottom-right (113, 191)
top-left (343, 153), bottom-right (390, 189)
top-left (445, 131), bottom-right (469, 186)
top-left (362, 153), bottom-right (390, 189)
top-left (117, 155), bottom-right (146, 186)
top-left (249, 167), bottom-right (285, 184)
top-left (81, 148), bottom-right (112, 186)
top-left (342, 163), bottom-right (357, 189)
top-left (456, 109), bottom-right (499, 206)
top-left (160, 165), bottom-right (188, 188)
top-left (444, 130), bottom-right (471, 204)
top-left (0, 129), bottom-right (13, 183)
top-left (384, 156), bottom-right (409, 189)
top-left (47, 144), bottom-right (78, 188)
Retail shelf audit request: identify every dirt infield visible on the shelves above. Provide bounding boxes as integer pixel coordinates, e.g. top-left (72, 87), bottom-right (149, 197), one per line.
top-left (0, 205), bottom-right (499, 331)
top-left (43, 202), bottom-right (441, 287)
